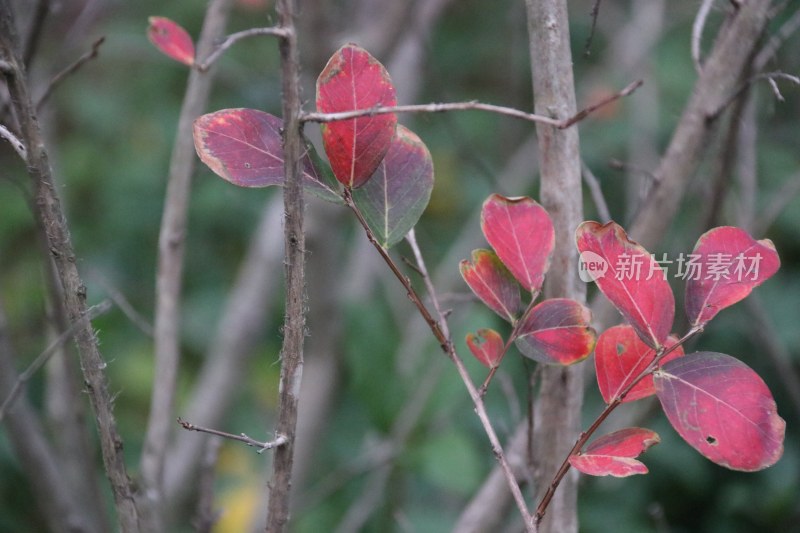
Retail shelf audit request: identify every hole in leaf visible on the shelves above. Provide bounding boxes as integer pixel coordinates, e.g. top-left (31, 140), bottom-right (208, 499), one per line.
top-left (244, 162), bottom-right (252, 169)
top-left (706, 435), bottom-right (717, 445)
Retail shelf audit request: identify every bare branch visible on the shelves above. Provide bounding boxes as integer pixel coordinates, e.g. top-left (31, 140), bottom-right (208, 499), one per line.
top-left (712, 71), bottom-right (800, 116)
top-left (581, 161), bottom-right (612, 223)
top-left (0, 122), bottom-right (26, 160)
top-left (196, 26), bottom-right (290, 71)
top-left (754, 171), bottom-right (800, 234)
top-left (755, 5), bottom-right (800, 69)
top-left (36, 36), bottom-right (105, 110)
top-left (178, 418), bottom-right (288, 453)
top-left (88, 269), bottom-right (154, 337)
top-left (301, 80), bottom-right (642, 129)
top-left (140, 0), bottom-right (233, 530)
top-left (0, 300), bottom-right (111, 421)
top-left (692, 0), bottom-right (715, 74)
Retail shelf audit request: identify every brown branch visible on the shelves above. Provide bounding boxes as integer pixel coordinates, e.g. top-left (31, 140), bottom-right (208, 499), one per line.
top-left (0, 300), bottom-right (111, 421)
top-left (525, 0), bottom-right (586, 531)
top-left (265, 0), bottom-right (305, 530)
top-left (300, 80), bottom-right (642, 129)
top-left (36, 35), bottom-right (104, 110)
top-left (711, 71), bottom-right (800, 118)
top-left (140, 1), bottom-right (233, 530)
top-left (196, 26), bottom-right (290, 71)
top-left (0, 2), bottom-right (140, 529)
top-left (178, 418), bottom-right (287, 452)
top-left (343, 192), bottom-right (534, 530)
top-left (691, 0), bottom-right (715, 73)
top-left (534, 327), bottom-right (702, 524)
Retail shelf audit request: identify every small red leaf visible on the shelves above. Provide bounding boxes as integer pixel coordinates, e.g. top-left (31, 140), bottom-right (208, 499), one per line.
top-left (654, 352), bottom-right (785, 471)
top-left (193, 109), bottom-right (339, 199)
top-left (148, 17), bottom-right (195, 66)
top-left (570, 427), bottom-right (660, 477)
top-left (514, 298), bottom-right (596, 365)
top-left (481, 194), bottom-right (554, 293)
top-left (595, 324), bottom-right (684, 404)
top-left (351, 125), bottom-right (434, 248)
top-left (466, 329), bottom-right (505, 369)
top-left (316, 43), bottom-right (397, 188)
top-left (576, 221), bottom-right (674, 348)
top-left (460, 250), bottom-right (521, 323)
top-left (685, 226), bottom-right (780, 327)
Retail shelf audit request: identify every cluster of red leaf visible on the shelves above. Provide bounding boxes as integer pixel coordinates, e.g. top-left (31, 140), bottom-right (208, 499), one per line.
top-left (462, 213), bottom-right (784, 477)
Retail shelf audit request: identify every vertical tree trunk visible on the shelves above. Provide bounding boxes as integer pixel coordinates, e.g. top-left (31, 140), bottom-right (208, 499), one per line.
top-left (525, 1), bottom-right (584, 531)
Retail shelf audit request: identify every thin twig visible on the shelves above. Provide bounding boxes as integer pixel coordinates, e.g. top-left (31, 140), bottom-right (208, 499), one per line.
top-left (754, 172), bottom-right (800, 235)
top-left (709, 71), bottom-right (799, 120)
top-left (346, 194), bottom-right (534, 530)
top-left (581, 161), bottom-right (612, 222)
top-left (301, 80), bottom-right (642, 130)
top-left (534, 326), bottom-right (702, 525)
top-left (691, 0), bottom-right (715, 74)
top-left (0, 122), bottom-right (26, 160)
top-left (583, 0), bottom-right (603, 57)
top-left (0, 300), bottom-right (111, 421)
top-left (177, 418), bottom-right (287, 453)
top-left (196, 26), bottom-right (290, 71)
top-left (88, 269), bottom-right (154, 337)
top-left (36, 36), bottom-right (104, 110)
top-left (755, 5), bottom-right (800, 69)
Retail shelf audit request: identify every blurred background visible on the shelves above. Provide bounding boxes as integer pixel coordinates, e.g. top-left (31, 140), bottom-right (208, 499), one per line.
top-left (0, 0), bottom-right (798, 531)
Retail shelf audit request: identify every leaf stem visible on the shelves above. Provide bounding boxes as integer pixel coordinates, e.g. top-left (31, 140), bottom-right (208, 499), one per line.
top-left (533, 325), bottom-right (703, 525)
top-left (346, 192), bottom-right (535, 531)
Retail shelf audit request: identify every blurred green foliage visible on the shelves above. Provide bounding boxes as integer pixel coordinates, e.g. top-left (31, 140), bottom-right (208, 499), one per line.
top-left (0, 0), bottom-right (798, 531)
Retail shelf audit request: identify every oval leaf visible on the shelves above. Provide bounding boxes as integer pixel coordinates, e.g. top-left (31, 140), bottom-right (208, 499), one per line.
top-left (316, 43), bottom-right (397, 188)
top-left (351, 125), bottom-right (433, 248)
top-left (514, 298), bottom-right (596, 365)
top-left (466, 329), bottom-right (505, 369)
top-left (595, 324), bottom-right (684, 404)
top-left (570, 427), bottom-right (660, 477)
top-left (685, 226), bottom-right (780, 327)
top-left (148, 17), bottom-right (195, 66)
top-left (193, 109), bottom-right (341, 201)
top-left (576, 221), bottom-right (674, 348)
top-left (481, 194), bottom-right (554, 293)
top-left (654, 352), bottom-right (785, 471)
top-left (459, 249), bottom-right (521, 323)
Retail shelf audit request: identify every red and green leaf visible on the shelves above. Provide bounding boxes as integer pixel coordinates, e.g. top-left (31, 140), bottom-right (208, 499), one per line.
top-left (654, 352), bottom-right (785, 471)
top-left (148, 17), bottom-right (195, 66)
top-left (351, 125), bottom-right (433, 248)
top-left (685, 226), bottom-right (780, 327)
top-left (316, 43), bottom-right (397, 188)
top-left (575, 221), bottom-right (674, 348)
top-left (481, 194), bottom-right (554, 293)
top-left (514, 298), bottom-right (596, 365)
top-left (192, 109), bottom-right (341, 201)
top-left (569, 427), bottom-right (660, 477)
top-left (459, 249), bottom-right (521, 323)
top-left (595, 324), bottom-right (684, 404)
top-left (466, 329), bottom-right (505, 369)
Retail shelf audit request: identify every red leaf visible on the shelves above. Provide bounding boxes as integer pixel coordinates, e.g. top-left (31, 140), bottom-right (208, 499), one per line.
top-left (569, 427), bottom-right (660, 477)
top-left (514, 298), bottom-right (596, 365)
top-left (148, 17), bottom-right (195, 66)
top-left (481, 194), bottom-right (554, 293)
top-left (576, 221), bottom-right (674, 348)
top-left (466, 329), bottom-right (505, 369)
top-left (351, 125), bottom-right (434, 248)
top-left (685, 226), bottom-right (780, 327)
top-left (654, 352), bottom-right (785, 471)
top-left (316, 43), bottom-right (397, 188)
top-left (193, 109), bottom-right (340, 199)
top-left (460, 249), bottom-right (521, 323)
top-left (595, 325), bottom-right (684, 404)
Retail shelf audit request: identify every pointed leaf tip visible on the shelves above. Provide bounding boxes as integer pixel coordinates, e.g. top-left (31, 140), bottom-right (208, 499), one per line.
top-left (654, 352), bottom-right (785, 471)
top-left (576, 221), bottom-right (674, 348)
top-left (148, 17), bottom-right (195, 66)
top-left (685, 226), bottom-right (780, 327)
top-left (316, 43), bottom-right (397, 188)
top-left (481, 194), bottom-right (555, 293)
